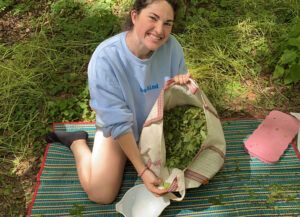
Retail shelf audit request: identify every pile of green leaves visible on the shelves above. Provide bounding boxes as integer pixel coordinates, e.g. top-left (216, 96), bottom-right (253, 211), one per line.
top-left (164, 105), bottom-right (207, 170)
top-left (273, 21), bottom-right (300, 84)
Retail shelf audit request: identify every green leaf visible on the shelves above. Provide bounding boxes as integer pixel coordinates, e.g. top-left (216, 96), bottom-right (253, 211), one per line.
top-left (287, 36), bottom-right (300, 50)
top-left (284, 63), bottom-right (300, 84)
top-left (273, 65), bottom-right (285, 79)
top-left (289, 23), bottom-right (300, 38)
top-left (208, 196), bottom-right (223, 205)
top-left (163, 182), bottom-right (171, 189)
top-left (70, 204), bottom-right (85, 216)
top-left (279, 50), bottom-right (298, 64)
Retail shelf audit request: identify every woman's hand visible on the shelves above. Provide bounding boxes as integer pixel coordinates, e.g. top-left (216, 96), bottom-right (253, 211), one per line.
top-left (173, 73), bottom-right (191, 85)
top-left (141, 169), bottom-right (168, 196)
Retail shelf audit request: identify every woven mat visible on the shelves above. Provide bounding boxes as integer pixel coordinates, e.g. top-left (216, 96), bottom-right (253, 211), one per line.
top-left (28, 120), bottom-right (300, 216)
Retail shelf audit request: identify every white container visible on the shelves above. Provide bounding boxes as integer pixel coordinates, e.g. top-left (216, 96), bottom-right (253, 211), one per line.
top-left (116, 184), bottom-right (170, 217)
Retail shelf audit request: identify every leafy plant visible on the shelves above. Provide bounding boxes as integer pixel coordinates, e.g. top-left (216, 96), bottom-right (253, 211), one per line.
top-left (273, 21), bottom-right (300, 84)
top-left (164, 105), bottom-right (207, 169)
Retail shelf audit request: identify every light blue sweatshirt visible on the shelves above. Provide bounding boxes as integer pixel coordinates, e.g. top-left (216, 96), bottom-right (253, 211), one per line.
top-left (88, 32), bottom-right (187, 141)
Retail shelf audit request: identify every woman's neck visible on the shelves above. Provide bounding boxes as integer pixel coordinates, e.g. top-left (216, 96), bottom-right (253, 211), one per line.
top-left (125, 31), bottom-right (152, 59)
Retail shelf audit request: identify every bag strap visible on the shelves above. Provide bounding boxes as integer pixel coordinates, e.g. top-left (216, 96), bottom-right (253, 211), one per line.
top-left (290, 113), bottom-right (300, 160)
top-left (291, 136), bottom-right (300, 161)
top-left (163, 169), bottom-right (186, 201)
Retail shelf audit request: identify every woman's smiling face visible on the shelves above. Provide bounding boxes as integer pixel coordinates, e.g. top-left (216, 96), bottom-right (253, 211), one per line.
top-left (130, 0), bottom-right (174, 54)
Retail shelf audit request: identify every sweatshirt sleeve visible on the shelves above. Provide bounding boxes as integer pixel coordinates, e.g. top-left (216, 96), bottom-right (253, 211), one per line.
top-left (88, 53), bottom-right (133, 139)
top-left (170, 35), bottom-right (188, 77)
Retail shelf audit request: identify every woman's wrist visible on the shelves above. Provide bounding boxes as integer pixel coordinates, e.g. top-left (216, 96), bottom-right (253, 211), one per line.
top-left (138, 165), bottom-right (148, 177)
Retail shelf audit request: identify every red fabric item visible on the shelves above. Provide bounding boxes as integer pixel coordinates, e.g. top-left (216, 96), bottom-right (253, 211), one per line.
top-left (244, 110), bottom-right (300, 163)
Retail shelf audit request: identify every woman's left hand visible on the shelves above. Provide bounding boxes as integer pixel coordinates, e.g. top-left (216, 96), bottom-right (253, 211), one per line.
top-left (173, 73), bottom-right (191, 85)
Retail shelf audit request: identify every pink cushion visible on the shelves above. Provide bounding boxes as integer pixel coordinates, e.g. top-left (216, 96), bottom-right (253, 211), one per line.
top-left (244, 110), bottom-right (300, 163)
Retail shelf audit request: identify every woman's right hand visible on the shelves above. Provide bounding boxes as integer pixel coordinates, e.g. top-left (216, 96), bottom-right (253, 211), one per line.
top-left (141, 169), bottom-right (168, 196)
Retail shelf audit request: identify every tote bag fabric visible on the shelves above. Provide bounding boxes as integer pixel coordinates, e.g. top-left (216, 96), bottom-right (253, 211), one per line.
top-left (138, 79), bottom-right (226, 201)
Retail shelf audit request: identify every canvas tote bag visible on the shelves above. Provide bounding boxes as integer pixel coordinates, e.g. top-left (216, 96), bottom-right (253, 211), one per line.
top-left (138, 79), bottom-right (226, 201)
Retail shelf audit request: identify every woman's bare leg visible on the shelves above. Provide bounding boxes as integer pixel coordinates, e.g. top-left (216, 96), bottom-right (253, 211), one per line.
top-left (70, 129), bottom-right (127, 204)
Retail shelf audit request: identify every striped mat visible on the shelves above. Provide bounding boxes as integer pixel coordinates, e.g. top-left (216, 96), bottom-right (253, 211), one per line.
top-left (28, 120), bottom-right (300, 216)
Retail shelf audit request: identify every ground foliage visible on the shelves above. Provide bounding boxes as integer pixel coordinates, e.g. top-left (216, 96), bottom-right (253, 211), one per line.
top-left (164, 106), bottom-right (206, 170)
top-left (273, 21), bottom-right (300, 84)
top-left (0, 0), bottom-right (300, 216)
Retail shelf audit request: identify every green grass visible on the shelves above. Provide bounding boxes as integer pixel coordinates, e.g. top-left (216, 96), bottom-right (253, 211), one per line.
top-left (0, 0), bottom-right (299, 215)
top-left (176, 0), bottom-right (299, 114)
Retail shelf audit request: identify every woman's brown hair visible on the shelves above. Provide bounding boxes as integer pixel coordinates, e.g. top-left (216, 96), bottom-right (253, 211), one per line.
top-left (124, 0), bottom-right (179, 30)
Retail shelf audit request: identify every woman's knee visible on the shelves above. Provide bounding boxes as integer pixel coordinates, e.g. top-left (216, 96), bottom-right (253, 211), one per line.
top-left (87, 188), bottom-right (118, 204)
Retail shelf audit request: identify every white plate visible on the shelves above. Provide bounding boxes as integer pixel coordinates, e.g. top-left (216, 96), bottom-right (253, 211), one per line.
top-left (116, 184), bottom-right (170, 217)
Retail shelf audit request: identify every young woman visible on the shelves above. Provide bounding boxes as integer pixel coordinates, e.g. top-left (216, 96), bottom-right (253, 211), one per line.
top-left (46, 0), bottom-right (190, 204)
